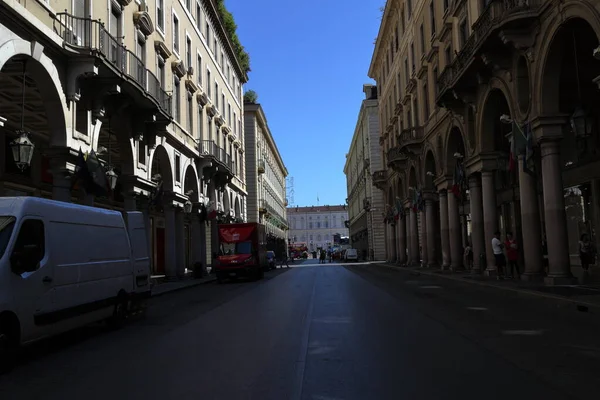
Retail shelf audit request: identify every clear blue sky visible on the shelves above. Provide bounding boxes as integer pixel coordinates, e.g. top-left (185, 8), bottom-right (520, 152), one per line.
top-left (226, 0), bottom-right (381, 207)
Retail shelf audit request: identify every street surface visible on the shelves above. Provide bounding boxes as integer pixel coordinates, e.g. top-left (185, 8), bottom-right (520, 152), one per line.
top-left (1, 260), bottom-right (597, 399)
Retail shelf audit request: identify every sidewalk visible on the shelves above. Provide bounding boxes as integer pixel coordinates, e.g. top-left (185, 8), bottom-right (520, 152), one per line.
top-left (151, 274), bottom-right (217, 297)
top-left (381, 263), bottom-right (600, 309)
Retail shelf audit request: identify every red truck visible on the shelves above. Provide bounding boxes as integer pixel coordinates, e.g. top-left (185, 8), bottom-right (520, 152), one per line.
top-left (215, 223), bottom-right (267, 283)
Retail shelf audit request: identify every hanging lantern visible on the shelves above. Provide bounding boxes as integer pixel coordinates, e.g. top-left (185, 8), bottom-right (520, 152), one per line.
top-left (184, 200), bottom-right (193, 214)
top-left (10, 131), bottom-right (35, 171)
top-left (570, 107), bottom-right (593, 138)
top-left (105, 168), bottom-right (119, 190)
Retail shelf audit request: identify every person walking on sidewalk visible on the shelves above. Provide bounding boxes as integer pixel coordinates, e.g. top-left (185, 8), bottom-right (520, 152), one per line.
top-left (492, 231), bottom-right (506, 279)
top-left (464, 240), bottom-right (473, 271)
top-left (579, 233), bottom-right (595, 273)
top-left (504, 232), bottom-right (520, 279)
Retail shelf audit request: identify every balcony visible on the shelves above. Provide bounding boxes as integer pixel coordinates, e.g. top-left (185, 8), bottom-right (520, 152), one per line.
top-left (387, 146), bottom-right (409, 172)
top-left (200, 140), bottom-right (233, 185)
top-left (372, 170), bottom-right (387, 190)
top-left (436, 0), bottom-right (545, 107)
top-left (258, 160), bottom-right (265, 174)
top-left (398, 126), bottom-right (425, 154)
top-left (53, 13), bottom-right (171, 120)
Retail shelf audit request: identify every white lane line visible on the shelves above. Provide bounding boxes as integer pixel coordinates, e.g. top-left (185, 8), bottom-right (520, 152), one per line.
top-left (502, 330), bottom-right (544, 336)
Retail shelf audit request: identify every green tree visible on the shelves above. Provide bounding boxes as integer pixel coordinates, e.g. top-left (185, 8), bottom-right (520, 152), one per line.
top-left (244, 90), bottom-right (258, 103)
top-left (215, 0), bottom-right (251, 75)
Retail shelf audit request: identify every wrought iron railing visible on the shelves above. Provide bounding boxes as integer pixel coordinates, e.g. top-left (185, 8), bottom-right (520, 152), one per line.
top-left (437, 0), bottom-right (543, 98)
top-left (53, 12), bottom-right (171, 116)
top-left (373, 170), bottom-right (387, 182)
top-left (387, 146), bottom-right (409, 164)
top-left (398, 126), bottom-right (424, 145)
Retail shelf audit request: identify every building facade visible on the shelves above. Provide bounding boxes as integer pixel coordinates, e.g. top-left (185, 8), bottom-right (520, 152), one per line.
top-left (370, 0), bottom-right (600, 283)
top-left (244, 102), bottom-right (288, 240)
top-left (0, 0), bottom-right (248, 277)
top-left (344, 84), bottom-right (386, 261)
top-left (287, 206), bottom-right (349, 252)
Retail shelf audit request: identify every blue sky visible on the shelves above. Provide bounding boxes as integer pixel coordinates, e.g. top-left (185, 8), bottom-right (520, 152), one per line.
top-left (226, 0), bottom-right (381, 207)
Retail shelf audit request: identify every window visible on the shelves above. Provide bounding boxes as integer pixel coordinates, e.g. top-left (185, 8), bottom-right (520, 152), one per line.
top-left (198, 106), bottom-right (204, 140)
top-left (157, 0), bottom-right (164, 32)
top-left (213, 37), bottom-right (217, 54)
top-left (407, 0), bottom-right (412, 18)
top-left (404, 58), bottom-right (409, 85)
top-left (460, 20), bottom-right (468, 48)
top-left (233, 112), bottom-right (237, 134)
top-left (220, 52), bottom-right (224, 68)
top-left (420, 24), bottom-right (425, 54)
top-left (410, 43), bottom-right (415, 74)
top-left (445, 45), bottom-right (452, 65)
top-left (443, 0), bottom-right (449, 12)
top-left (196, 2), bottom-right (202, 29)
top-left (135, 33), bottom-right (146, 84)
top-left (430, 2), bottom-right (436, 38)
top-left (433, 66), bottom-right (439, 96)
top-left (228, 103), bottom-right (231, 125)
top-left (158, 59), bottom-right (165, 89)
top-left (222, 94), bottom-right (225, 115)
top-left (138, 141), bottom-right (145, 165)
top-left (197, 54), bottom-right (202, 86)
top-left (317, 235), bottom-right (321, 241)
top-left (206, 22), bottom-right (210, 43)
top-left (309, 223), bottom-right (313, 229)
top-left (186, 0), bottom-right (191, 11)
top-left (309, 234), bottom-right (313, 241)
top-left (207, 70), bottom-right (212, 97)
top-left (175, 154), bottom-right (181, 182)
top-left (187, 92), bottom-right (193, 132)
top-left (423, 82), bottom-right (430, 119)
top-left (413, 96), bottom-right (420, 126)
top-left (207, 117), bottom-right (213, 141)
top-left (215, 82), bottom-right (219, 109)
top-left (11, 219), bottom-right (45, 274)
top-left (173, 14), bottom-right (179, 53)
top-left (186, 36), bottom-right (192, 68)
top-left (400, 10), bottom-right (405, 33)
top-left (109, 5), bottom-right (122, 64)
top-left (174, 77), bottom-right (181, 122)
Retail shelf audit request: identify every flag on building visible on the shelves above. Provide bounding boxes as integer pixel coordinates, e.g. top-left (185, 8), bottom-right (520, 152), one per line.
top-left (395, 197), bottom-right (404, 220)
top-left (450, 159), bottom-right (465, 199)
top-left (207, 200), bottom-right (217, 220)
top-left (523, 122), bottom-right (535, 177)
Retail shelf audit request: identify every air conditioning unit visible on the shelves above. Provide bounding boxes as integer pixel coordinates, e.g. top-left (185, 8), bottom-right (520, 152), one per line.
top-left (187, 66), bottom-right (194, 76)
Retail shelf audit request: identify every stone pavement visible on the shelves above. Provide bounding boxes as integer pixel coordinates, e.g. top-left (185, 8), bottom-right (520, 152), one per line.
top-left (382, 263), bottom-right (600, 310)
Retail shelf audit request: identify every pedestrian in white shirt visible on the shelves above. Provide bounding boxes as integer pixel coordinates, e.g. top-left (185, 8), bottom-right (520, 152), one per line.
top-left (491, 231), bottom-right (506, 279)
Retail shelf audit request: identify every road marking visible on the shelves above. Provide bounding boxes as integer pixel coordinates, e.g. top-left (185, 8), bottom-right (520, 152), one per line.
top-left (466, 307), bottom-right (488, 311)
top-left (502, 330), bottom-right (544, 336)
top-left (419, 285), bottom-right (442, 289)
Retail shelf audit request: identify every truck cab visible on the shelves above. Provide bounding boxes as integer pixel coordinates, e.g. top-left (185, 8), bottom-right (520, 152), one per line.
top-left (215, 223), bottom-right (266, 282)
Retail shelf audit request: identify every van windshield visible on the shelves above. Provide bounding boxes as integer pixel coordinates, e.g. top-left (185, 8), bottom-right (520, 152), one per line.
top-left (220, 241), bottom-right (252, 255)
top-left (0, 216), bottom-right (16, 259)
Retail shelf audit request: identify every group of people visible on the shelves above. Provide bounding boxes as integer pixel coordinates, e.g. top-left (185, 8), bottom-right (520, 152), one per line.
top-left (463, 231), bottom-right (597, 279)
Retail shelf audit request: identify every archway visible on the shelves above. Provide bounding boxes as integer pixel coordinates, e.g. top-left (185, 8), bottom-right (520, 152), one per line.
top-left (396, 177), bottom-right (405, 201)
top-left (149, 145), bottom-right (173, 191)
top-left (540, 17), bottom-right (600, 268)
top-left (0, 53), bottom-right (68, 197)
top-left (408, 167), bottom-right (418, 192)
top-left (148, 145), bottom-right (173, 275)
top-left (183, 165), bottom-right (200, 202)
top-left (445, 126), bottom-right (466, 175)
top-left (424, 151), bottom-right (437, 190)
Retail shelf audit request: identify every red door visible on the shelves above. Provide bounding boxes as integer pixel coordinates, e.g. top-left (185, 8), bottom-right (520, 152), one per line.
top-left (156, 227), bottom-right (166, 275)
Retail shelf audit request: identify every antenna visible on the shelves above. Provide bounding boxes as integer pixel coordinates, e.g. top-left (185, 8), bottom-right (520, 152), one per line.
top-left (286, 176), bottom-right (295, 207)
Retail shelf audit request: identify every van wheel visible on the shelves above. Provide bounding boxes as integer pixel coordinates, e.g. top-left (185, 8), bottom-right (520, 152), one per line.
top-left (108, 295), bottom-right (129, 329)
top-left (0, 324), bottom-right (18, 374)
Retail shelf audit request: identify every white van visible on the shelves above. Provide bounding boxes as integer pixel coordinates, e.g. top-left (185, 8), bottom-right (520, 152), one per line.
top-left (344, 248), bottom-right (358, 262)
top-left (0, 197), bottom-right (150, 370)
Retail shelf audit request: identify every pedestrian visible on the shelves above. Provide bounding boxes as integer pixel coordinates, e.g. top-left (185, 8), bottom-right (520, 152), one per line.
top-left (464, 241), bottom-right (473, 270)
top-left (579, 233), bottom-right (595, 272)
top-left (492, 231), bottom-right (506, 279)
top-left (504, 232), bottom-right (520, 279)
top-left (280, 252), bottom-right (290, 268)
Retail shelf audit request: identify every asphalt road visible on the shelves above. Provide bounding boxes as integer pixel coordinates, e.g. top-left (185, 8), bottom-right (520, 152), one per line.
top-left (0, 260), bottom-right (596, 399)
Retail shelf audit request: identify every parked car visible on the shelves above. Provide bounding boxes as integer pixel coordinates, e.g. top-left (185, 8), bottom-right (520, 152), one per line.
top-left (344, 248), bottom-right (359, 262)
top-left (0, 197), bottom-right (151, 372)
top-left (266, 251), bottom-right (276, 270)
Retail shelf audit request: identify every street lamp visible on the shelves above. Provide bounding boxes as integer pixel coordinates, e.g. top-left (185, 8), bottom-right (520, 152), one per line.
top-left (570, 107), bottom-right (593, 138)
top-left (105, 167), bottom-right (119, 190)
top-left (184, 200), bottom-right (193, 214)
top-left (10, 131), bottom-right (35, 171)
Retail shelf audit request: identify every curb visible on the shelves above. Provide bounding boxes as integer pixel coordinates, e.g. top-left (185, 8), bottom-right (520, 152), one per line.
top-left (151, 276), bottom-right (217, 297)
top-left (379, 263), bottom-right (600, 310)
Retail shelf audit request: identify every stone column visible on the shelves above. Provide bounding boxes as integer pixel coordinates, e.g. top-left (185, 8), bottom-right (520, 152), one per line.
top-left (439, 190), bottom-right (450, 269)
top-left (49, 157), bottom-right (72, 203)
top-left (540, 140), bottom-right (573, 284)
top-left (468, 175), bottom-right (485, 273)
top-left (447, 192), bottom-right (463, 271)
top-left (425, 198), bottom-right (437, 268)
top-left (420, 208), bottom-right (428, 267)
top-left (164, 206), bottom-right (178, 279)
top-left (397, 214), bottom-right (407, 265)
top-left (481, 171), bottom-right (498, 274)
top-left (409, 207), bottom-right (420, 266)
top-left (518, 155), bottom-right (544, 280)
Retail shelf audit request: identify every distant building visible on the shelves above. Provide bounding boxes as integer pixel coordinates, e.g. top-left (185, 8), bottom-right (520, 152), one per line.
top-left (244, 103), bottom-right (288, 241)
top-left (287, 205), bottom-right (349, 252)
top-left (344, 84), bottom-right (385, 261)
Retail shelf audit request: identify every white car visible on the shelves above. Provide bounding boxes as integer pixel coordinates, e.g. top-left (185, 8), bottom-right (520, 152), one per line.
top-left (344, 248), bottom-right (358, 262)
